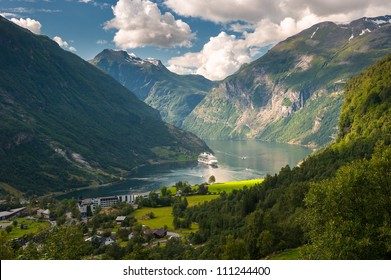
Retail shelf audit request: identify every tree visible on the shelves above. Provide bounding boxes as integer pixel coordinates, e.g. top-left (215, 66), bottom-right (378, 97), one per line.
top-left (86, 205), bottom-right (93, 217)
top-left (44, 225), bottom-right (88, 259)
top-left (303, 146), bottom-right (391, 259)
top-left (0, 231), bottom-right (15, 259)
top-left (197, 184), bottom-right (209, 195)
top-left (208, 175), bottom-right (216, 184)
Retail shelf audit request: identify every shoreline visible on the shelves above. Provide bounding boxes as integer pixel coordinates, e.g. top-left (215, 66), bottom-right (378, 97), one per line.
top-left (51, 158), bottom-right (198, 198)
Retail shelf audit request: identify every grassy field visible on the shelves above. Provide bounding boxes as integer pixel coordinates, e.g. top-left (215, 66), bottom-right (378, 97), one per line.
top-left (208, 179), bottom-right (263, 194)
top-left (186, 195), bottom-right (219, 207)
top-left (133, 206), bottom-right (199, 234)
top-left (268, 248), bottom-right (301, 260)
top-left (135, 178), bottom-right (264, 235)
top-left (166, 178), bottom-right (263, 195)
top-left (0, 217), bottom-right (50, 240)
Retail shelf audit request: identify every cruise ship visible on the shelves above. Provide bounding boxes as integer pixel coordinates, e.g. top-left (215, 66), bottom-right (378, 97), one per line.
top-left (198, 152), bottom-right (218, 167)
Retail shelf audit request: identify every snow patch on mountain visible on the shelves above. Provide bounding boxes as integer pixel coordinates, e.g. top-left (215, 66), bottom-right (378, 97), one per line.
top-left (310, 27), bottom-right (319, 39)
top-left (360, 28), bottom-right (372, 36)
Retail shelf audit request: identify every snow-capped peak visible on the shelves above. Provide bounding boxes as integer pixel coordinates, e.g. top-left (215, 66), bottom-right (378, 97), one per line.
top-left (365, 15), bottom-right (391, 26)
top-left (144, 58), bottom-right (161, 67)
top-left (127, 52), bottom-right (138, 59)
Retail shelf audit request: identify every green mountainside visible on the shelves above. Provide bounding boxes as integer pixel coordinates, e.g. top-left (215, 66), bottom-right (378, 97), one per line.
top-left (183, 16), bottom-right (391, 147)
top-left (90, 50), bottom-right (215, 127)
top-left (181, 53), bottom-right (391, 260)
top-left (0, 16), bottom-right (210, 195)
top-left (1, 49), bottom-right (389, 261)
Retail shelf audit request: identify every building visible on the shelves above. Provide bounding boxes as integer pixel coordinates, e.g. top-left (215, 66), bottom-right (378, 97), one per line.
top-left (37, 209), bottom-right (51, 219)
top-left (77, 191), bottom-right (155, 215)
top-left (0, 207), bottom-right (26, 221)
top-left (78, 199), bottom-right (98, 216)
top-left (152, 228), bottom-right (167, 239)
top-left (116, 216), bottom-right (127, 224)
top-left (96, 196), bottom-right (118, 208)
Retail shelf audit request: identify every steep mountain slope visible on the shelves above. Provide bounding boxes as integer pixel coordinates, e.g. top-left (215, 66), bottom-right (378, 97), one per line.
top-left (90, 50), bottom-right (215, 127)
top-left (0, 16), bottom-right (210, 195)
top-left (183, 53), bottom-right (391, 260)
top-left (183, 16), bottom-right (391, 147)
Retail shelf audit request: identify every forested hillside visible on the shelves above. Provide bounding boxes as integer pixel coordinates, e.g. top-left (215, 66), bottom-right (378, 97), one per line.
top-left (0, 16), bottom-right (210, 195)
top-left (181, 53), bottom-right (391, 259)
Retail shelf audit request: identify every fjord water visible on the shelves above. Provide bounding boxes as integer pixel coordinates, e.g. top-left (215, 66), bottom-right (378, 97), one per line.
top-left (61, 140), bottom-right (312, 199)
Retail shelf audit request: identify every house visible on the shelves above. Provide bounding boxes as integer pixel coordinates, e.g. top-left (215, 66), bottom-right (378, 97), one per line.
top-left (152, 228), bottom-right (167, 239)
top-left (0, 207), bottom-right (26, 221)
top-left (115, 216), bottom-right (126, 224)
top-left (104, 237), bottom-right (116, 246)
top-left (37, 209), bottom-right (51, 219)
top-left (78, 199), bottom-right (97, 216)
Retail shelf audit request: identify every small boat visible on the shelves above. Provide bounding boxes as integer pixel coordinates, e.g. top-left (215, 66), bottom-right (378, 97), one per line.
top-left (198, 152), bottom-right (218, 167)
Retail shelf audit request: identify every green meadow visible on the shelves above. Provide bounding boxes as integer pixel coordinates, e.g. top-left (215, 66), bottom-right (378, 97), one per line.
top-left (166, 178), bottom-right (263, 195)
top-left (135, 178), bottom-right (264, 234)
top-left (0, 218), bottom-right (50, 240)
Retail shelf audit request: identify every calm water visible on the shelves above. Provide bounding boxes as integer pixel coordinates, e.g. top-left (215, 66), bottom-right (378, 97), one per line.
top-left (60, 140), bottom-right (312, 199)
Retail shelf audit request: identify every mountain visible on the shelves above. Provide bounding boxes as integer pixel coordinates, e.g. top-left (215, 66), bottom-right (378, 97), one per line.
top-left (90, 49), bottom-right (215, 127)
top-left (183, 16), bottom-right (391, 147)
top-left (0, 16), bottom-right (210, 195)
top-left (181, 53), bottom-right (391, 260)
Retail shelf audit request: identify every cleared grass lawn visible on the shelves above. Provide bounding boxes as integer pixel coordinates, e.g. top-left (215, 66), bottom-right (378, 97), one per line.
top-left (133, 206), bottom-right (199, 234)
top-left (268, 248), bottom-right (301, 260)
top-left (134, 207), bottom-right (173, 230)
top-left (186, 195), bottom-right (219, 207)
top-left (208, 179), bottom-right (263, 194)
top-left (166, 178), bottom-right (263, 195)
top-left (0, 218), bottom-right (50, 240)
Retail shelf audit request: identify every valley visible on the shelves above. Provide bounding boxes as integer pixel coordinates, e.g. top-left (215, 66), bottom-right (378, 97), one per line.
top-left (0, 12), bottom-right (390, 262)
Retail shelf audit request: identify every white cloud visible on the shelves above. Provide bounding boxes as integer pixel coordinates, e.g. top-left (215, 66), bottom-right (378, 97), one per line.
top-left (104, 0), bottom-right (195, 48)
top-left (165, 0), bottom-right (391, 23)
top-left (68, 46), bottom-right (77, 52)
top-left (53, 36), bottom-right (69, 48)
top-left (168, 32), bottom-right (252, 81)
top-left (165, 0), bottom-right (280, 23)
top-left (96, 39), bottom-right (108, 45)
top-left (53, 36), bottom-right (77, 52)
top-left (10, 17), bottom-right (41, 34)
top-left (166, 0), bottom-right (391, 80)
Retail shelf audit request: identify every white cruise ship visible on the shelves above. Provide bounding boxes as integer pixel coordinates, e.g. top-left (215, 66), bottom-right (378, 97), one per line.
top-left (198, 152), bottom-right (218, 166)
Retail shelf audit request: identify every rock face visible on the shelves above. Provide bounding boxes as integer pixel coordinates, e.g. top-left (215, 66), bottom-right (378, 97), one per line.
top-left (183, 16), bottom-right (391, 147)
top-left (0, 16), bottom-right (210, 195)
top-left (90, 49), bottom-right (215, 127)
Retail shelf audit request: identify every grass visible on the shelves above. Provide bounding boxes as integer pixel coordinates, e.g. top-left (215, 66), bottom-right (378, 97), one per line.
top-left (268, 248), bottom-right (301, 260)
top-left (166, 178), bottom-right (264, 195)
top-left (208, 179), bottom-right (264, 194)
top-left (0, 217), bottom-right (50, 240)
top-left (186, 195), bottom-right (219, 207)
top-left (133, 206), bottom-right (200, 234)
top-left (136, 179), bottom-right (264, 235)
top-left (134, 207), bottom-right (173, 229)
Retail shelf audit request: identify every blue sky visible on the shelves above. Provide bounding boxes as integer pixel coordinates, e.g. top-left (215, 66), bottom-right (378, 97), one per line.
top-left (1, 0), bottom-right (390, 80)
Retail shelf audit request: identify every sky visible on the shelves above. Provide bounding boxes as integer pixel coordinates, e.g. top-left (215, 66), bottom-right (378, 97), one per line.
top-left (1, 0), bottom-right (391, 80)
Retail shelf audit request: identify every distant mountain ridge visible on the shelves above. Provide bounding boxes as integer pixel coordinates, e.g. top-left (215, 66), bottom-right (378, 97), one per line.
top-left (0, 16), bottom-right (210, 195)
top-left (90, 49), bottom-right (216, 127)
top-left (182, 15), bottom-right (391, 147)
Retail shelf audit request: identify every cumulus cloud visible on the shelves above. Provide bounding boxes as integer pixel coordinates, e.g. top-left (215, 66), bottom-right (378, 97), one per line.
top-left (104, 0), bottom-right (195, 49)
top-left (53, 36), bottom-right (77, 52)
top-left (10, 17), bottom-right (41, 34)
top-left (168, 32), bottom-right (252, 80)
top-left (166, 0), bottom-right (391, 79)
top-left (53, 36), bottom-right (68, 48)
top-left (165, 0), bottom-right (391, 23)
